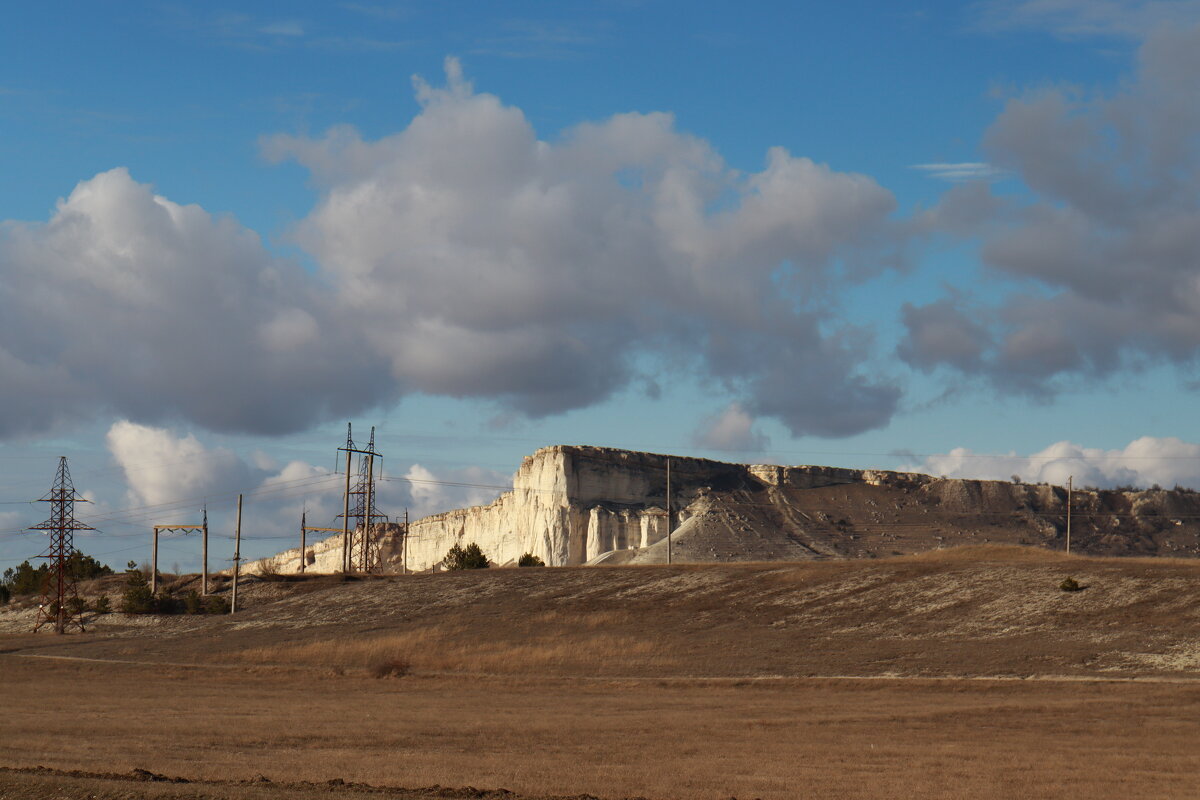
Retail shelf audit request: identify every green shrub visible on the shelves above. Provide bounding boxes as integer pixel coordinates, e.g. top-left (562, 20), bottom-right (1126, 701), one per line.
top-left (92, 595), bottom-right (111, 614)
top-left (184, 590), bottom-right (204, 615)
top-left (1060, 576), bottom-right (1083, 592)
top-left (120, 567), bottom-right (155, 614)
top-left (443, 542), bottom-right (489, 570)
top-left (155, 592), bottom-right (181, 614)
top-left (204, 595), bottom-right (230, 615)
top-left (0, 585), bottom-right (10, 605)
top-left (518, 552), bottom-right (545, 567)
top-left (66, 596), bottom-right (88, 617)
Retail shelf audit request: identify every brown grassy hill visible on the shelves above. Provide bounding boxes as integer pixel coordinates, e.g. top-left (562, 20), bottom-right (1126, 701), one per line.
top-left (4, 546), bottom-right (1198, 679)
top-left (4, 547), bottom-right (1200, 800)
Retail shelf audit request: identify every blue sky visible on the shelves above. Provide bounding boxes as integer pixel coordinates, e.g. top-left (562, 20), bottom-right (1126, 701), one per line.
top-left (4, 0), bottom-right (1200, 572)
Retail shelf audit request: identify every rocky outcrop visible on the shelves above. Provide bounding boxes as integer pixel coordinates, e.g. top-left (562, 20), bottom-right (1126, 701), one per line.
top-left (242, 445), bottom-right (1200, 575)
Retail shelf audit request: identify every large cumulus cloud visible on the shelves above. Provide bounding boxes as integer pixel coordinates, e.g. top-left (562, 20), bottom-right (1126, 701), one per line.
top-left (902, 24), bottom-right (1200, 395)
top-left (0, 169), bottom-right (388, 438)
top-left (1, 59), bottom-right (903, 441)
top-left (265, 58), bottom-right (903, 437)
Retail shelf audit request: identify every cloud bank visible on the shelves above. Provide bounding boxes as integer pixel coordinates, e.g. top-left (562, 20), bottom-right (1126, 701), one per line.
top-left (0, 58), bottom-right (905, 441)
top-left (904, 436), bottom-right (1200, 490)
top-left (904, 24), bottom-right (1200, 396)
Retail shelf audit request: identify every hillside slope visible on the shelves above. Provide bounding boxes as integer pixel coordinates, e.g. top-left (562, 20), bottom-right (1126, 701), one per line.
top-left (6, 547), bottom-right (1200, 679)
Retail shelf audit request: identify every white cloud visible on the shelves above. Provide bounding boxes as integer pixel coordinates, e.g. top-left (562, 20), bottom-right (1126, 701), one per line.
top-left (904, 436), bottom-right (1200, 489)
top-left (692, 403), bottom-right (769, 452)
top-left (2, 58), bottom-right (905, 443)
top-left (401, 463), bottom-right (508, 519)
top-left (0, 168), bottom-right (385, 438)
top-left (264, 57), bottom-right (903, 437)
top-left (106, 420), bottom-right (252, 508)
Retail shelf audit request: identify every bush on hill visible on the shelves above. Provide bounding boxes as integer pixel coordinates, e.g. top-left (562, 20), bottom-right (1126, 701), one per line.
top-left (518, 552), bottom-right (545, 567)
top-left (443, 542), bottom-right (489, 570)
top-left (204, 594), bottom-right (230, 614)
top-left (120, 565), bottom-right (155, 614)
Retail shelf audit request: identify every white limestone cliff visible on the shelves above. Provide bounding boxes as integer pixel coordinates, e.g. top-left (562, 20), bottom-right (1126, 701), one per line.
top-left (239, 444), bottom-right (1200, 575)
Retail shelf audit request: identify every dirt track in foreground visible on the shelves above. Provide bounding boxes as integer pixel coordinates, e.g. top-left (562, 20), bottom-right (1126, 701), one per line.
top-left (4, 659), bottom-right (1199, 800)
top-left (0, 766), bottom-right (547, 800)
top-left (2, 547), bottom-right (1200, 799)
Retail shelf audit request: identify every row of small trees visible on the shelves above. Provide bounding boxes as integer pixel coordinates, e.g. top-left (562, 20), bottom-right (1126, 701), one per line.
top-left (442, 543), bottom-right (545, 570)
top-left (0, 554), bottom-right (229, 615)
top-left (1, 543), bottom-right (542, 607)
top-left (1, 552), bottom-right (113, 604)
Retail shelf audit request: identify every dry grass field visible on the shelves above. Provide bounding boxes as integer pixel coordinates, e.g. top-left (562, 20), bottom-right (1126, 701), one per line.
top-left (2, 546), bottom-right (1199, 799)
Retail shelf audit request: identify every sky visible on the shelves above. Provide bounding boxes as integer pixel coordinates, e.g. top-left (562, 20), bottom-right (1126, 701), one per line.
top-left (4, 0), bottom-right (1200, 573)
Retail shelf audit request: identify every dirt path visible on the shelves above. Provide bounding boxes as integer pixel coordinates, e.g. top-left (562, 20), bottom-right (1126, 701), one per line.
top-left (0, 766), bottom-right (564, 800)
top-left (9, 650), bottom-right (1200, 685)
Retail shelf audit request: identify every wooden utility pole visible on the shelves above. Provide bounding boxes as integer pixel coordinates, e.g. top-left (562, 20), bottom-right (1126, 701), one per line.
top-left (403, 507), bottom-right (408, 575)
top-left (666, 458), bottom-right (672, 566)
top-left (153, 520), bottom-right (206, 594)
top-left (342, 448), bottom-right (352, 573)
top-left (151, 527), bottom-right (159, 595)
top-left (300, 510), bottom-right (307, 574)
top-left (201, 506), bottom-right (209, 595)
top-left (231, 494), bottom-right (242, 614)
top-left (1066, 475), bottom-right (1073, 554)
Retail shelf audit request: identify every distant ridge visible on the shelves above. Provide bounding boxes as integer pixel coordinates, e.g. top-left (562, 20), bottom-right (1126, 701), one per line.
top-left (244, 445), bottom-right (1200, 575)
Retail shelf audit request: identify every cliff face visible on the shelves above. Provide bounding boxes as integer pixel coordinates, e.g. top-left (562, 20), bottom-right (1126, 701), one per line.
top-left (243, 445), bottom-right (1200, 575)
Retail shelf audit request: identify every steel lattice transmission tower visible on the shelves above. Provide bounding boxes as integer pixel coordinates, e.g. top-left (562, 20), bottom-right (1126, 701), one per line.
top-left (349, 427), bottom-right (387, 572)
top-left (31, 456), bottom-right (94, 634)
top-left (338, 424), bottom-right (387, 573)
